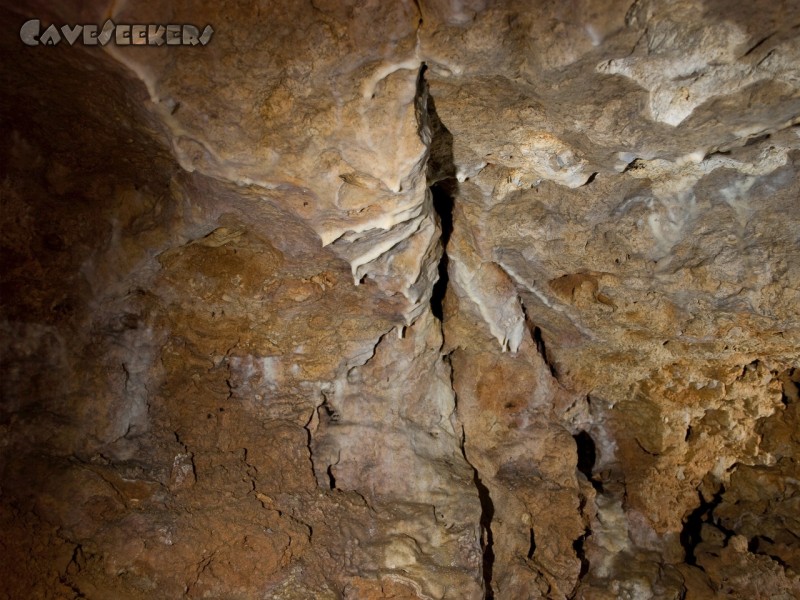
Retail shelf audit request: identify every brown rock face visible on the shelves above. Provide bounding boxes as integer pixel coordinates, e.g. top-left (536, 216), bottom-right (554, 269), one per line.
top-left (1, 1), bottom-right (799, 598)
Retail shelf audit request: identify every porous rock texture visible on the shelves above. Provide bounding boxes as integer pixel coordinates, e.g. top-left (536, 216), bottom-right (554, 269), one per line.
top-left (1, 0), bottom-right (799, 598)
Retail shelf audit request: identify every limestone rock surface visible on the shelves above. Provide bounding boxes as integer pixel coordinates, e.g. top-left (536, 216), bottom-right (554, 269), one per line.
top-left (1, 1), bottom-right (799, 599)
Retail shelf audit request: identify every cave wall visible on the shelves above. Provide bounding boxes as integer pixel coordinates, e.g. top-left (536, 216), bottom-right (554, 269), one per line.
top-left (1, 1), bottom-right (799, 598)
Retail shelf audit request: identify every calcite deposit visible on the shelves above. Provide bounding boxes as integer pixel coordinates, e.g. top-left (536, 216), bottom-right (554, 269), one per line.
top-left (1, 0), bottom-right (798, 598)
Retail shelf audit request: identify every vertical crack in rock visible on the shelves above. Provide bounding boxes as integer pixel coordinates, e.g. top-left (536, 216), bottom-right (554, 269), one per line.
top-left (473, 460), bottom-right (496, 598)
top-left (571, 430), bottom-right (599, 595)
top-left (305, 390), bottom-right (342, 489)
top-left (424, 66), bottom-right (457, 321)
top-left (527, 528), bottom-right (536, 560)
top-left (572, 529), bottom-right (591, 582)
top-left (421, 70), bottom-right (496, 597)
top-left (574, 430), bottom-right (603, 493)
top-left (521, 305), bottom-right (558, 378)
top-left (531, 324), bottom-right (557, 379)
top-left (429, 180), bottom-right (455, 320)
top-left (778, 367), bottom-right (798, 406)
top-left (303, 407), bottom-right (318, 484)
top-left (680, 487), bottom-right (728, 566)
top-left (460, 426), bottom-right (496, 599)
top-left (325, 465), bottom-right (337, 490)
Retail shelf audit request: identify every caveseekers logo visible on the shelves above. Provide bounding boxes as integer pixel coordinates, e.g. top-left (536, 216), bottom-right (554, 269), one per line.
top-left (20, 19), bottom-right (214, 46)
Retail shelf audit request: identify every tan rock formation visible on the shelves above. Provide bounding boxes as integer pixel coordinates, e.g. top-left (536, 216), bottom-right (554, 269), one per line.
top-left (1, 1), bottom-right (798, 598)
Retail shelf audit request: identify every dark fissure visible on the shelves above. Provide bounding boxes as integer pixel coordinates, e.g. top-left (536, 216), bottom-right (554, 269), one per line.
top-left (521, 304), bottom-right (558, 379)
top-left (527, 528), bottom-right (536, 560)
top-left (574, 430), bottom-right (603, 492)
top-left (326, 465), bottom-right (336, 490)
top-left (430, 180), bottom-right (455, 321)
top-left (532, 325), bottom-right (557, 378)
top-left (573, 530), bottom-right (591, 579)
top-left (422, 76), bottom-right (495, 596)
top-left (680, 487), bottom-right (727, 565)
top-left (424, 77), bottom-right (457, 323)
top-left (473, 465), bottom-right (496, 598)
top-left (574, 431), bottom-right (596, 478)
top-left (458, 424), bottom-right (496, 597)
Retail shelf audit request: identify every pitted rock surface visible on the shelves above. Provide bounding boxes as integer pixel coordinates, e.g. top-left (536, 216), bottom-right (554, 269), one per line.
top-left (1, 1), bottom-right (799, 598)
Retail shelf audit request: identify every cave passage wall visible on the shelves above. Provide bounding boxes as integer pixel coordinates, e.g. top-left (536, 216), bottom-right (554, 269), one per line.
top-left (1, 1), bottom-right (799, 598)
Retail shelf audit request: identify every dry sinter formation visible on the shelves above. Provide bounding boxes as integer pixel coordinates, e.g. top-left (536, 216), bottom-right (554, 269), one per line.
top-left (1, 0), bottom-right (799, 598)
